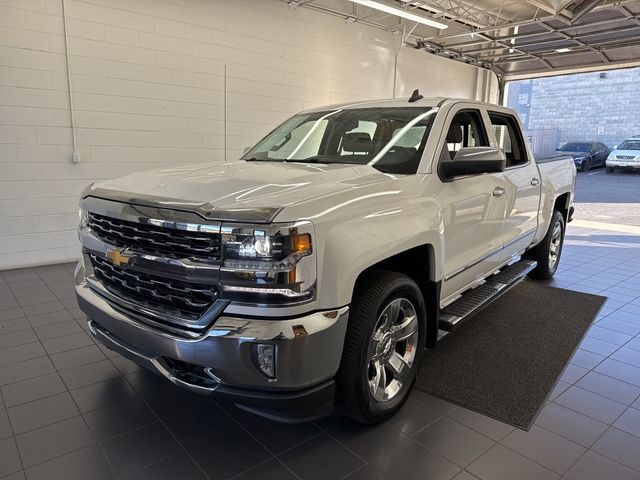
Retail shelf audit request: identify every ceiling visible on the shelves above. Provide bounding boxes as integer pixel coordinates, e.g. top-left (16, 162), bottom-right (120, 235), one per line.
top-left (285, 0), bottom-right (640, 81)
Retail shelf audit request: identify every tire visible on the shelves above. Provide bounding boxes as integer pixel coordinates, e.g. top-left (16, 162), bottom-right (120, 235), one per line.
top-left (606, 166), bottom-right (614, 173)
top-left (583, 158), bottom-right (591, 172)
top-left (525, 210), bottom-right (565, 280)
top-left (336, 270), bottom-right (426, 424)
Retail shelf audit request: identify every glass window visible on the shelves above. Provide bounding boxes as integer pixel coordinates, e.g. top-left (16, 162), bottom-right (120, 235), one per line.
top-left (444, 110), bottom-right (489, 159)
top-left (489, 113), bottom-right (527, 167)
top-left (559, 143), bottom-right (591, 152)
top-left (618, 140), bottom-right (640, 150)
top-left (243, 107), bottom-right (436, 174)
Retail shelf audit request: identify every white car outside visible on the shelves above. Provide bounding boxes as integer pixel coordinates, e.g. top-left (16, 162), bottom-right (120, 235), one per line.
top-left (607, 136), bottom-right (640, 171)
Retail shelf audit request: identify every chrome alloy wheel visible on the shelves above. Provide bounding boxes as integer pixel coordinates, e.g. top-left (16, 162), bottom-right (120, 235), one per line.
top-left (366, 298), bottom-right (419, 402)
top-left (549, 220), bottom-right (563, 270)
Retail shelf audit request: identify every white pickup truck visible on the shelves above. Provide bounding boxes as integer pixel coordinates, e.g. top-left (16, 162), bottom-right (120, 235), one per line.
top-left (75, 95), bottom-right (576, 423)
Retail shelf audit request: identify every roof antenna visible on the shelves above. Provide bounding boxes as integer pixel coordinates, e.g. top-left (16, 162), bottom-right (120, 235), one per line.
top-left (408, 89), bottom-right (423, 103)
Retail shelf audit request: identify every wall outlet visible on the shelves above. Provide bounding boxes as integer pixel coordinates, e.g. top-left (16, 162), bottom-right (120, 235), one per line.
top-left (72, 152), bottom-right (81, 163)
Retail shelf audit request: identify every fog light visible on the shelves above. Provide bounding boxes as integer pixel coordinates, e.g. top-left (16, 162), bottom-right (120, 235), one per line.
top-left (251, 344), bottom-right (276, 379)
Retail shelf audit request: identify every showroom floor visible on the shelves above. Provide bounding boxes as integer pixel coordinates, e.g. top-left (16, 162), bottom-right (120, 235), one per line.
top-left (1, 223), bottom-right (640, 480)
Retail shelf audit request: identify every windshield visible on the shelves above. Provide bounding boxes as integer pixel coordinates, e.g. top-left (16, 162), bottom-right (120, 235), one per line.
top-left (617, 140), bottom-right (640, 151)
top-left (242, 107), bottom-right (436, 174)
top-left (560, 143), bottom-right (590, 152)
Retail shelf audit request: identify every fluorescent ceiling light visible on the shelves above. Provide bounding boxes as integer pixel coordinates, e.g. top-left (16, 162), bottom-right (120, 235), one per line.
top-left (556, 47), bottom-right (571, 53)
top-left (348, 0), bottom-right (448, 29)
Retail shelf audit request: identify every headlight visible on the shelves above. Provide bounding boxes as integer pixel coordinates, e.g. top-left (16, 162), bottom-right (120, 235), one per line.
top-left (220, 221), bottom-right (316, 304)
top-left (79, 206), bottom-right (88, 229)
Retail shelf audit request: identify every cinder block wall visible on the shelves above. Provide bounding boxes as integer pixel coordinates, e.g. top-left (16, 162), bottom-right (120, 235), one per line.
top-left (0, 0), bottom-right (498, 269)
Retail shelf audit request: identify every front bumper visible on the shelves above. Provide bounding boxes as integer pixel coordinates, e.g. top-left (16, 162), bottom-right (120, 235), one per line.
top-left (75, 262), bottom-right (349, 422)
top-left (607, 160), bottom-right (640, 169)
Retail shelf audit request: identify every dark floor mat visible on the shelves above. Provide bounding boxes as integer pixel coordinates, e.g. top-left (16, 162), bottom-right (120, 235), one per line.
top-left (415, 281), bottom-right (606, 430)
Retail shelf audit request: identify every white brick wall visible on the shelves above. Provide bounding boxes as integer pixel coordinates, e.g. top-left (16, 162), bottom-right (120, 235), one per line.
top-left (0, 0), bottom-right (498, 270)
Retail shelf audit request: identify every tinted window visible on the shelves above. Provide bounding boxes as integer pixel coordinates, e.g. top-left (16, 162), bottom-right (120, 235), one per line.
top-left (489, 113), bottom-right (527, 167)
top-left (444, 109), bottom-right (489, 160)
top-left (560, 143), bottom-right (591, 152)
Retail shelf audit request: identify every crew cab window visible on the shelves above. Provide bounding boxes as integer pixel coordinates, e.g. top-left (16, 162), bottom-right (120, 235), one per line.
top-left (489, 113), bottom-right (527, 167)
top-left (445, 110), bottom-right (488, 159)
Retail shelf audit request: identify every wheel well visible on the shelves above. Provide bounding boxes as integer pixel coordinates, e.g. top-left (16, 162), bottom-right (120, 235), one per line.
top-left (554, 193), bottom-right (571, 221)
top-left (353, 245), bottom-right (439, 348)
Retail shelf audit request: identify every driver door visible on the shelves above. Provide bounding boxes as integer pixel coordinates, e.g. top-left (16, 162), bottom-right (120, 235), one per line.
top-left (438, 106), bottom-right (508, 306)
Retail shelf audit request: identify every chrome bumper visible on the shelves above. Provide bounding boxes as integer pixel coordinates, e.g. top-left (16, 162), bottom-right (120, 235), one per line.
top-left (75, 262), bottom-right (349, 394)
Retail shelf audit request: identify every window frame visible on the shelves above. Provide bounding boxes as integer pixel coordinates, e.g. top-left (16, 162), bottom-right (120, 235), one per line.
top-left (487, 111), bottom-right (530, 170)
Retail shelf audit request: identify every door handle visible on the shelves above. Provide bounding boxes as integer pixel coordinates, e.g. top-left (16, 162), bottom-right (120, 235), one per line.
top-left (531, 178), bottom-right (540, 186)
top-left (493, 187), bottom-right (506, 197)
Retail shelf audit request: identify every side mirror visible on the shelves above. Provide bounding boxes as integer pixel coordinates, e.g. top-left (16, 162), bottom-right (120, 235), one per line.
top-left (613, 145), bottom-right (618, 150)
top-left (441, 147), bottom-right (507, 177)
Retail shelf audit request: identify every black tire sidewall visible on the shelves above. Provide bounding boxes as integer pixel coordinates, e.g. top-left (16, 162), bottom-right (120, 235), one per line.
top-left (338, 272), bottom-right (426, 423)
top-left (537, 211), bottom-right (565, 278)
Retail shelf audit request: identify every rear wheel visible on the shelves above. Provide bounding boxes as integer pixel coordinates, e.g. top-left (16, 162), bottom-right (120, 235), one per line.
top-left (525, 210), bottom-right (565, 280)
top-left (336, 271), bottom-right (426, 424)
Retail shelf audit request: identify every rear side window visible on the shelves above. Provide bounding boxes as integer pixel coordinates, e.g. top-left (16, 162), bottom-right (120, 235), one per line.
top-left (489, 113), bottom-right (527, 167)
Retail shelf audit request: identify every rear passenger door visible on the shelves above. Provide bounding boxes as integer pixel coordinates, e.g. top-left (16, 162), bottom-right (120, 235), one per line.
top-left (489, 111), bottom-right (541, 262)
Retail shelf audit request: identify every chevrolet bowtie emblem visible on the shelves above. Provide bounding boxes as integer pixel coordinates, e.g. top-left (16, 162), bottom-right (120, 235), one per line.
top-left (105, 248), bottom-right (134, 267)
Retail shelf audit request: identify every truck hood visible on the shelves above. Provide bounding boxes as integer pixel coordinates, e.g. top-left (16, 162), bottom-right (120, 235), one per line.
top-left (88, 160), bottom-right (399, 220)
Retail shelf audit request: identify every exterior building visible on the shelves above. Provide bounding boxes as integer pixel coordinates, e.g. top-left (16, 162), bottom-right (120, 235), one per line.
top-left (506, 67), bottom-right (640, 155)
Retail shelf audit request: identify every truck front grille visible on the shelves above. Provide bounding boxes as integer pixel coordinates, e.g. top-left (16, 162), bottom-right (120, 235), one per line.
top-left (88, 213), bottom-right (220, 262)
top-left (616, 155), bottom-right (636, 160)
top-left (90, 253), bottom-right (218, 320)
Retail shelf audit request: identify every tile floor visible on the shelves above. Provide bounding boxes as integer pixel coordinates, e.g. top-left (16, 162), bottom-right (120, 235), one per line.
top-left (1, 223), bottom-right (640, 480)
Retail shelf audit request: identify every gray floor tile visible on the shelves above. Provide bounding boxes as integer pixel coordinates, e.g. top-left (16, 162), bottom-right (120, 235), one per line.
top-left (120, 452), bottom-right (208, 480)
top-left (70, 376), bottom-right (138, 413)
top-left (414, 416), bottom-right (494, 467)
top-left (8, 392), bottom-right (79, 435)
top-left (15, 416), bottom-right (95, 467)
top-left (447, 407), bottom-right (515, 441)
top-left (0, 342), bottom-right (46, 367)
top-left (58, 359), bottom-right (120, 390)
top-left (576, 370), bottom-right (640, 405)
top-left (467, 444), bottom-right (559, 480)
top-left (0, 438), bottom-right (22, 477)
top-left (101, 423), bottom-right (181, 477)
top-left (534, 403), bottom-right (608, 448)
top-left (1, 373), bottom-right (67, 408)
top-left (24, 444), bottom-right (115, 480)
top-left (33, 321), bottom-right (83, 341)
top-left (328, 420), bottom-right (411, 462)
top-left (570, 349), bottom-right (605, 370)
top-left (0, 318), bottom-right (31, 335)
top-left (559, 363), bottom-right (589, 384)
top-left (49, 345), bottom-right (106, 371)
top-left (0, 357), bottom-right (55, 386)
top-left (0, 410), bottom-right (12, 441)
top-left (500, 425), bottom-right (585, 474)
top-left (595, 359), bottom-right (640, 387)
top-left (368, 440), bottom-right (460, 480)
top-left (565, 451), bottom-right (640, 480)
top-left (0, 330), bottom-right (39, 350)
top-left (611, 347), bottom-right (640, 368)
top-left (20, 301), bottom-right (66, 317)
top-left (26, 310), bottom-right (74, 328)
top-left (83, 396), bottom-right (156, 440)
top-left (342, 464), bottom-right (387, 480)
top-left (613, 408), bottom-right (640, 438)
top-left (386, 397), bottom-right (444, 435)
top-left (592, 427), bottom-right (640, 473)
top-left (41, 331), bottom-right (95, 355)
top-left (232, 458), bottom-right (298, 480)
top-left (555, 386), bottom-right (627, 424)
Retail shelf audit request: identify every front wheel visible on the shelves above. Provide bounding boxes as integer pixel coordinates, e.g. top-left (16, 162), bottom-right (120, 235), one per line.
top-left (336, 271), bottom-right (426, 424)
top-left (525, 210), bottom-right (565, 280)
top-left (606, 166), bottom-right (614, 173)
top-left (583, 159), bottom-right (591, 172)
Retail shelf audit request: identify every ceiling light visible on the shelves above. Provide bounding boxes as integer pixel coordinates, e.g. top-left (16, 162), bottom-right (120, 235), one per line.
top-left (347, 0), bottom-right (448, 29)
top-left (556, 47), bottom-right (571, 53)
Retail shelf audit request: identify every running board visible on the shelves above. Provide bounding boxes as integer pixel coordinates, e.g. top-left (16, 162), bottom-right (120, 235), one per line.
top-left (438, 259), bottom-right (537, 333)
